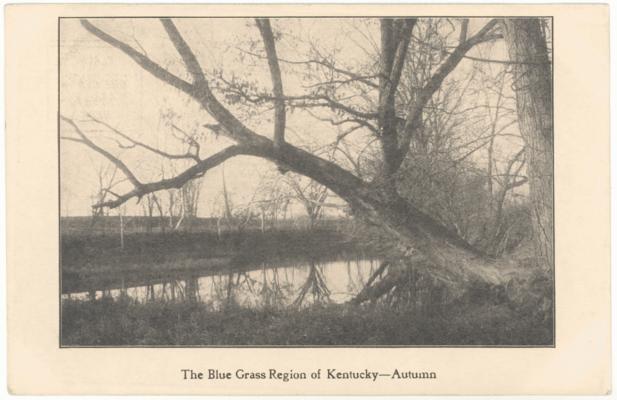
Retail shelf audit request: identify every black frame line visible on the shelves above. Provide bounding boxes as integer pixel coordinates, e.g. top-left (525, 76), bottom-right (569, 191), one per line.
top-left (58, 15), bottom-right (556, 349)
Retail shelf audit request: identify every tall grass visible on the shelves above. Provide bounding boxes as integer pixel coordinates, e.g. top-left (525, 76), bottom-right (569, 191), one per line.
top-left (61, 296), bottom-right (552, 346)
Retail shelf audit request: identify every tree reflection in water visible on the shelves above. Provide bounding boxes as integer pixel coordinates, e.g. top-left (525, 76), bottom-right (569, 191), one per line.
top-left (352, 258), bottom-right (449, 316)
top-left (65, 258), bottom-right (377, 310)
top-left (259, 266), bottom-right (292, 309)
top-left (292, 260), bottom-right (331, 308)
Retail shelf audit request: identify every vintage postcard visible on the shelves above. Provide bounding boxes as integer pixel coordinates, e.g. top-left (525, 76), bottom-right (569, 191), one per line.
top-left (6, 3), bottom-right (610, 395)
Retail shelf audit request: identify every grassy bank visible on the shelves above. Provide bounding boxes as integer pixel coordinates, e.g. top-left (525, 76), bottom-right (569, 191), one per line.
top-left (61, 297), bottom-right (552, 346)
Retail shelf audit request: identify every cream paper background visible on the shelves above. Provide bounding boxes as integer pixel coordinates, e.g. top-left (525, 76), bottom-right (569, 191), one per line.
top-left (6, 3), bottom-right (610, 395)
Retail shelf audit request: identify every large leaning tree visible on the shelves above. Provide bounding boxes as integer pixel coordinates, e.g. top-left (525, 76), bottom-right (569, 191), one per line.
top-left (61, 17), bottom-right (552, 286)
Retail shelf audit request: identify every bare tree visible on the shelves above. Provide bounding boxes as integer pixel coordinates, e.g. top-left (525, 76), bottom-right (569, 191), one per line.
top-left (180, 178), bottom-right (202, 229)
top-left (141, 192), bottom-right (165, 233)
top-left (212, 168), bottom-right (262, 233)
top-left (90, 163), bottom-right (119, 227)
top-left (284, 174), bottom-right (330, 230)
top-left (60, 17), bottom-right (550, 287)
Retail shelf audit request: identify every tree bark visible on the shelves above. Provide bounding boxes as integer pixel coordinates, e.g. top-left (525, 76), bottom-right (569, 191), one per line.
top-left (501, 19), bottom-right (553, 271)
top-left (344, 189), bottom-right (511, 286)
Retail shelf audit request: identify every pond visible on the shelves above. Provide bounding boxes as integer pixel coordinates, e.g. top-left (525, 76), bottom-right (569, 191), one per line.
top-left (61, 258), bottom-right (381, 309)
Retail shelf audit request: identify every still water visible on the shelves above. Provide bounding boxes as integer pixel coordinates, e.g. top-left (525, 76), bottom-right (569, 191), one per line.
top-left (62, 258), bottom-right (380, 309)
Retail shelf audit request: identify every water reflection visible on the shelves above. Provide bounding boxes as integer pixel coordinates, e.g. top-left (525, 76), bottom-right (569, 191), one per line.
top-left (293, 262), bottom-right (331, 307)
top-left (62, 258), bottom-right (379, 310)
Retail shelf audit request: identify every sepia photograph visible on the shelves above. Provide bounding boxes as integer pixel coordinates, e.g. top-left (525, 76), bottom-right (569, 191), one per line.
top-left (59, 16), bottom-right (554, 347)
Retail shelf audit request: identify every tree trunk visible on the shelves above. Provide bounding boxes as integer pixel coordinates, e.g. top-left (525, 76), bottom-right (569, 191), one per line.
top-left (501, 19), bottom-right (553, 271)
top-left (271, 142), bottom-right (522, 287)
top-left (342, 187), bottom-right (519, 288)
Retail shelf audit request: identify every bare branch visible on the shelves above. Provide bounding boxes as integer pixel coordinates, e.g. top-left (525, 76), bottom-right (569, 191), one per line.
top-left (214, 72), bottom-right (376, 121)
top-left (78, 18), bottom-right (387, 213)
top-left (413, 34), bottom-right (548, 65)
top-left (303, 74), bottom-right (380, 89)
top-left (60, 136), bottom-right (84, 144)
top-left (459, 19), bottom-right (469, 43)
top-left (388, 19), bottom-right (417, 97)
top-left (60, 115), bottom-right (143, 189)
top-left (256, 18), bottom-right (286, 148)
top-left (170, 123), bottom-right (201, 158)
top-left (160, 18), bottom-right (205, 84)
top-left (94, 145), bottom-right (249, 209)
top-left (285, 94), bottom-right (377, 120)
top-left (87, 114), bottom-right (201, 162)
top-left (304, 110), bottom-right (378, 135)
top-left (238, 47), bottom-right (379, 89)
top-left (81, 19), bottom-right (255, 144)
top-left (80, 19), bottom-right (193, 94)
top-left (396, 19), bottom-right (501, 170)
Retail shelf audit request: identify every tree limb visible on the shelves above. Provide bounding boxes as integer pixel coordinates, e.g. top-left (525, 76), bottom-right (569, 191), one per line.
top-left (256, 18), bottom-right (286, 149)
top-left (289, 95), bottom-right (377, 120)
top-left (81, 18), bottom-right (255, 144)
top-left (239, 48), bottom-right (379, 89)
top-left (87, 114), bottom-right (201, 162)
top-left (93, 145), bottom-right (250, 209)
top-left (80, 19), bottom-right (193, 94)
top-left (160, 18), bottom-right (205, 84)
top-left (60, 115), bottom-right (143, 189)
top-left (388, 19), bottom-right (417, 100)
top-left (459, 19), bottom-right (469, 43)
top-left (395, 19), bottom-right (500, 170)
top-left (378, 18), bottom-right (416, 175)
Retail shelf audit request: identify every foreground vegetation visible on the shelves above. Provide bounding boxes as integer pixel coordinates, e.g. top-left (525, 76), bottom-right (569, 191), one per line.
top-left (62, 294), bottom-right (552, 346)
